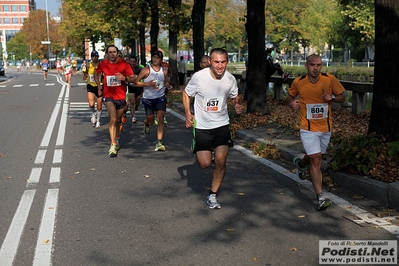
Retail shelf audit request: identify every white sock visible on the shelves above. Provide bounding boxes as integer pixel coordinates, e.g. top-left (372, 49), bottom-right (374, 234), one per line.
top-left (96, 111), bottom-right (102, 122)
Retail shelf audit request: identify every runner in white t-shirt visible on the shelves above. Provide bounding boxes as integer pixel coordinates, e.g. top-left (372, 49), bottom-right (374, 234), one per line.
top-left (183, 48), bottom-right (243, 209)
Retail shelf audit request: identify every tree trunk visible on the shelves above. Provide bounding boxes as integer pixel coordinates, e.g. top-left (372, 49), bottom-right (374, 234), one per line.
top-left (168, 0), bottom-right (181, 89)
top-left (368, 0), bottom-right (399, 141)
top-left (192, 0), bottom-right (206, 72)
top-left (149, 0), bottom-right (159, 54)
top-left (246, 0), bottom-right (269, 114)
top-left (140, 2), bottom-right (148, 65)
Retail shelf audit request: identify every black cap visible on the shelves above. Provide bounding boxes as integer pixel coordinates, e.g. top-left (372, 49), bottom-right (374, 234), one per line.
top-left (151, 51), bottom-right (163, 59)
top-left (91, 51), bottom-right (99, 57)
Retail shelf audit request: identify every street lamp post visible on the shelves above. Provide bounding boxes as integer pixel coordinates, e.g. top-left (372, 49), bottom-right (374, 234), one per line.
top-left (45, 0), bottom-right (50, 59)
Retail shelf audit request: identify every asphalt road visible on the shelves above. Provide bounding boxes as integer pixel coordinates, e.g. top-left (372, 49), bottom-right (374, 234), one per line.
top-left (0, 68), bottom-right (397, 266)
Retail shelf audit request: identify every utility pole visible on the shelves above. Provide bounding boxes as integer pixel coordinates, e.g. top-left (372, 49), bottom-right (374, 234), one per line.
top-left (45, 0), bottom-right (51, 59)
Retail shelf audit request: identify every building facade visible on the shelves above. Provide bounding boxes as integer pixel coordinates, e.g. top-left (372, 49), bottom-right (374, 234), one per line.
top-left (0, 0), bottom-right (35, 60)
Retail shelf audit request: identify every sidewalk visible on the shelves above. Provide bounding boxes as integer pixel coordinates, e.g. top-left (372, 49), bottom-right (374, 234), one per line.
top-left (170, 101), bottom-right (399, 211)
top-left (235, 125), bottom-right (399, 211)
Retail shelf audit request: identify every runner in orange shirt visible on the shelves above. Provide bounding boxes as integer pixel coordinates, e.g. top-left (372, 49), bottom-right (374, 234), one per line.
top-left (287, 54), bottom-right (345, 211)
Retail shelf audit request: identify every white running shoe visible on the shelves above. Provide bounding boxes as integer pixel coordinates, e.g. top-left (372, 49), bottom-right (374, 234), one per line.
top-left (90, 113), bottom-right (97, 124)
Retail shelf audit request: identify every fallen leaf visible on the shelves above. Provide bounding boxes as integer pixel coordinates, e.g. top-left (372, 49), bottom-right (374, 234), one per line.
top-left (75, 171), bottom-right (80, 174)
top-left (121, 170), bottom-right (127, 173)
top-left (226, 228), bottom-right (234, 232)
top-left (69, 176), bottom-right (74, 179)
top-left (377, 213), bottom-right (381, 217)
top-left (144, 175), bottom-right (150, 178)
top-left (42, 239), bottom-right (50, 244)
top-left (238, 192), bottom-right (245, 196)
top-left (253, 257), bottom-right (257, 261)
top-left (291, 247), bottom-right (297, 251)
top-left (298, 215), bottom-right (305, 218)
top-left (7, 176), bottom-right (12, 179)
top-left (90, 168), bottom-right (95, 171)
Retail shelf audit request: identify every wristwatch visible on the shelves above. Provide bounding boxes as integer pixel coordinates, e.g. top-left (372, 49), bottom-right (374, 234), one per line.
top-left (331, 95), bottom-right (336, 101)
top-left (125, 76), bottom-right (128, 82)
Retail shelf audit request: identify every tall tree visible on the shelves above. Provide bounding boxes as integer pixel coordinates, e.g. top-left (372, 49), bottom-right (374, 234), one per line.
top-left (20, 10), bottom-right (57, 59)
top-left (149, 0), bottom-right (160, 53)
top-left (192, 0), bottom-right (206, 72)
top-left (246, 0), bottom-right (269, 114)
top-left (368, 0), bottom-right (399, 141)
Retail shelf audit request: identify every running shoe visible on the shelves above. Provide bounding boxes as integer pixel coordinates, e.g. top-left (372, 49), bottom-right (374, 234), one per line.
top-left (294, 156), bottom-right (307, 180)
top-left (317, 198), bottom-right (332, 211)
top-left (121, 114), bottom-right (127, 124)
top-left (132, 117), bottom-right (137, 124)
top-left (155, 141), bottom-right (165, 151)
top-left (115, 138), bottom-right (120, 150)
top-left (95, 122), bottom-right (101, 128)
top-left (90, 113), bottom-right (97, 124)
top-left (143, 124), bottom-right (150, 135)
top-left (207, 194), bottom-right (221, 209)
top-left (164, 117), bottom-right (168, 124)
top-left (109, 144), bottom-right (118, 157)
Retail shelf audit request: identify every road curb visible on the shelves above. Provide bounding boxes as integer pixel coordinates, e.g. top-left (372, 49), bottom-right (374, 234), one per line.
top-left (236, 129), bottom-right (399, 210)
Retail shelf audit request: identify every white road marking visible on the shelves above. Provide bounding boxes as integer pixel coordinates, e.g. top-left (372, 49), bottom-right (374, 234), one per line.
top-left (0, 190), bottom-right (36, 266)
top-left (49, 167), bottom-right (61, 183)
top-left (34, 149), bottom-right (47, 164)
top-left (30, 84), bottom-right (39, 87)
top-left (52, 149), bottom-right (62, 164)
top-left (12, 85), bottom-right (23, 87)
top-left (32, 189), bottom-right (59, 266)
top-left (45, 83), bottom-right (55, 86)
top-left (56, 86), bottom-right (70, 147)
top-left (27, 167), bottom-right (42, 185)
top-left (40, 85), bottom-right (66, 148)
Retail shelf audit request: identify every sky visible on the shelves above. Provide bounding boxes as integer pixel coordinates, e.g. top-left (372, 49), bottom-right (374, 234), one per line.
top-left (35, 0), bottom-right (61, 16)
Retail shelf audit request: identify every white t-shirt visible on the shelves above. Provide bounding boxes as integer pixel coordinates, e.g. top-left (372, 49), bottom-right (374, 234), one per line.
top-left (185, 68), bottom-right (238, 130)
top-left (143, 65), bottom-right (166, 99)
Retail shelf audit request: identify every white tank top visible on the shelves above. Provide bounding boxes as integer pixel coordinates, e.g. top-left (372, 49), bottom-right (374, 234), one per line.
top-left (143, 65), bottom-right (165, 99)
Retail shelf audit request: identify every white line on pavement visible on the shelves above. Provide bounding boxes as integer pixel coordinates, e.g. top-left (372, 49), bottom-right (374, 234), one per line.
top-left (33, 189), bottom-right (59, 266)
top-left (52, 149), bottom-right (62, 164)
top-left (0, 190), bottom-right (36, 266)
top-left (49, 167), bottom-right (61, 183)
top-left (56, 86), bottom-right (69, 147)
top-left (27, 167), bottom-right (42, 185)
top-left (34, 149), bottom-right (47, 164)
top-left (40, 85), bottom-right (66, 148)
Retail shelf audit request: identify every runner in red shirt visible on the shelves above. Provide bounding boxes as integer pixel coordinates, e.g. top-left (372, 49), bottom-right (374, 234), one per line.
top-left (94, 45), bottom-right (136, 157)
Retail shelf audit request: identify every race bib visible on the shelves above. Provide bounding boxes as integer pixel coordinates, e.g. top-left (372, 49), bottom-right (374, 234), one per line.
top-left (106, 76), bottom-right (121, 86)
top-left (89, 74), bottom-right (95, 83)
top-left (306, 103), bottom-right (328, 119)
top-left (204, 97), bottom-right (223, 112)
